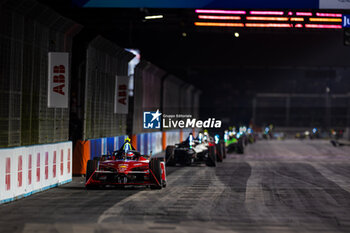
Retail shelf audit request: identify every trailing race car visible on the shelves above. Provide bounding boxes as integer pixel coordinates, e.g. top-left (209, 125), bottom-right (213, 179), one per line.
top-left (224, 130), bottom-right (244, 154)
top-left (85, 150), bottom-right (166, 189)
top-left (165, 133), bottom-right (217, 167)
top-left (214, 134), bottom-right (226, 162)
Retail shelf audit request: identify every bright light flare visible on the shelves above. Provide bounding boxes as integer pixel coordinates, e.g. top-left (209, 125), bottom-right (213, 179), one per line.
top-left (245, 23), bottom-right (292, 28)
top-left (246, 16), bottom-right (289, 21)
top-left (290, 17), bottom-right (304, 22)
top-left (250, 11), bottom-right (284, 15)
top-left (316, 13), bottom-right (342, 17)
top-left (296, 12), bottom-right (312, 16)
top-left (195, 9), bottom-right (246, 14)
top-left (198, 15), bottom-right (241, 20)
top-left (145, 15), bottom-right (163, 20)
top-left (309, 18), bottom-right (342, 22)
top-left (194, 22), bottom-right (244, 27)
top-left (305, 24), bottom-right (342, 29)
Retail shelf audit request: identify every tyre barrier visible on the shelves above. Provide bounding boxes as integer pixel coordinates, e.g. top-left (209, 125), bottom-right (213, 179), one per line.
top-left (0, 141), bottom-right (72, 204)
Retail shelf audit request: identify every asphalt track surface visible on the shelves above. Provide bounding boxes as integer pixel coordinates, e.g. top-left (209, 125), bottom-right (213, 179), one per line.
top-left (1, 140), bottom-right (350, 233)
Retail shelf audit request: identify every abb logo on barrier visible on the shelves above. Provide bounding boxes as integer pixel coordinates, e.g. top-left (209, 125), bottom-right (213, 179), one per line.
top-left (114, 76), bottom-right (129, 114)
top-left (53, 65), bottom-right (66, 96)
top-left (48, 52), bottom-right (69, 108)
top-left (118, 84), bottom-right (127, 105)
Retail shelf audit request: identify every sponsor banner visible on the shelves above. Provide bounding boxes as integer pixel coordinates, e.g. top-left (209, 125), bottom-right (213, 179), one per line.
top-left (320, 0), bottom-right (350, 9)
top-left (343, 15), bottom-right (350, 27)
top-left (48, 52), bottom-right (69, 108)
top-left (114, 76), bottom-right (129, 114)
top-left (0, 142), bottom-right (72, 204)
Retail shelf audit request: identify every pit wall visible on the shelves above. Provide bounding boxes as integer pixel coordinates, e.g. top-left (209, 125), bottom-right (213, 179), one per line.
top-left (0, 142), bottom-right (72, 204)
top-left (73, 129), bottom-right (199, 175)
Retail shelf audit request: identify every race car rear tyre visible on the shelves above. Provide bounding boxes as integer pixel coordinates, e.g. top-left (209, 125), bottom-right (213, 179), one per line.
top-left (149, 158), bottom-right (163, 189)
top-left (237, 140), bottom-right (244, 154)
top-left (86, 160), bottom-right (98, 182)
top-left (215, 144), bottom-right (223, 162)
top-left (185, 157), bottom-right (194, 166)
top-left (165, 145), bottom-right (176, 166)
top-left (221, 142), bottom-right (227, 159)
top-left (206, 146), bottom-right (217, 167)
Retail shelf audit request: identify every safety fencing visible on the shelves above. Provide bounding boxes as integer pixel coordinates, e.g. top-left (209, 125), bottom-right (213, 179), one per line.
top-left (0, 141), bottom-right (72, 204)
top-left (0, 0), bottom-right (81, 148)
top-left (73, 129), bottom-right (199, 175)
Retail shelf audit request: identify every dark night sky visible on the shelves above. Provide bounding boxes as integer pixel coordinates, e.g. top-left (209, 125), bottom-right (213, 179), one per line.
top-left (39, 1), bottom-right (350, 126)
top-left (38, 1), bottom-right (350, 77)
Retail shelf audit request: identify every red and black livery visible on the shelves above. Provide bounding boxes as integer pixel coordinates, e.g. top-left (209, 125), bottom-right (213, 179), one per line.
top-left (85, 150), bottom-right (167, 189)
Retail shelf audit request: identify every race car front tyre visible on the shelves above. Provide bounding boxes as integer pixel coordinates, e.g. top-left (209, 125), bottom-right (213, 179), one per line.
top-left (206, 146), bottom-right (217, 167)
top-left (150, 158), bottom-right (163, 189)
top-left (165, 145), bottom-right (176, 166)
top-left (86, 160), bottom-right (98, 183)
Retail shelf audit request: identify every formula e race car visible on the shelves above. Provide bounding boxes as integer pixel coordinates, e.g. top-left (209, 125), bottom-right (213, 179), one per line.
top-left (85, 150), bottom-right (166, 189)
top-left (165, 134), bottom-right (217, 167)
top-left (225, 131), bottom-right (244, 154)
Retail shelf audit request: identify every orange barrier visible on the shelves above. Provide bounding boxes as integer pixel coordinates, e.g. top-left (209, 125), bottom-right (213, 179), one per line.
top-left (162, 131), bottom-right (167, 150)
top-left (192, 128), bottom-right (196, 137)
top-left (131, 135), bottom-right (137, 150)
top-left (73, 140), bottom-right (90, 175)
top-left (180, 129), bottom-right (183, 142)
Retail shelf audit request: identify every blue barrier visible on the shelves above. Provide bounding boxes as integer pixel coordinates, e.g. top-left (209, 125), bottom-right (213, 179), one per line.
top-left (88, 130), bottom-right (190, 159)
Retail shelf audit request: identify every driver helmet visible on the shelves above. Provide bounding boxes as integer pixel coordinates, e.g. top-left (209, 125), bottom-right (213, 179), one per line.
top-left (125, 137), bottom-right (131, 143)
top-left (126, 151), bottom-right (135, 160)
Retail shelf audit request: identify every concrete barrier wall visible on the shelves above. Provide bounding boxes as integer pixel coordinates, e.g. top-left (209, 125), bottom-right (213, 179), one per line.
top-left (0, 142), bottom-right (72, 204)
